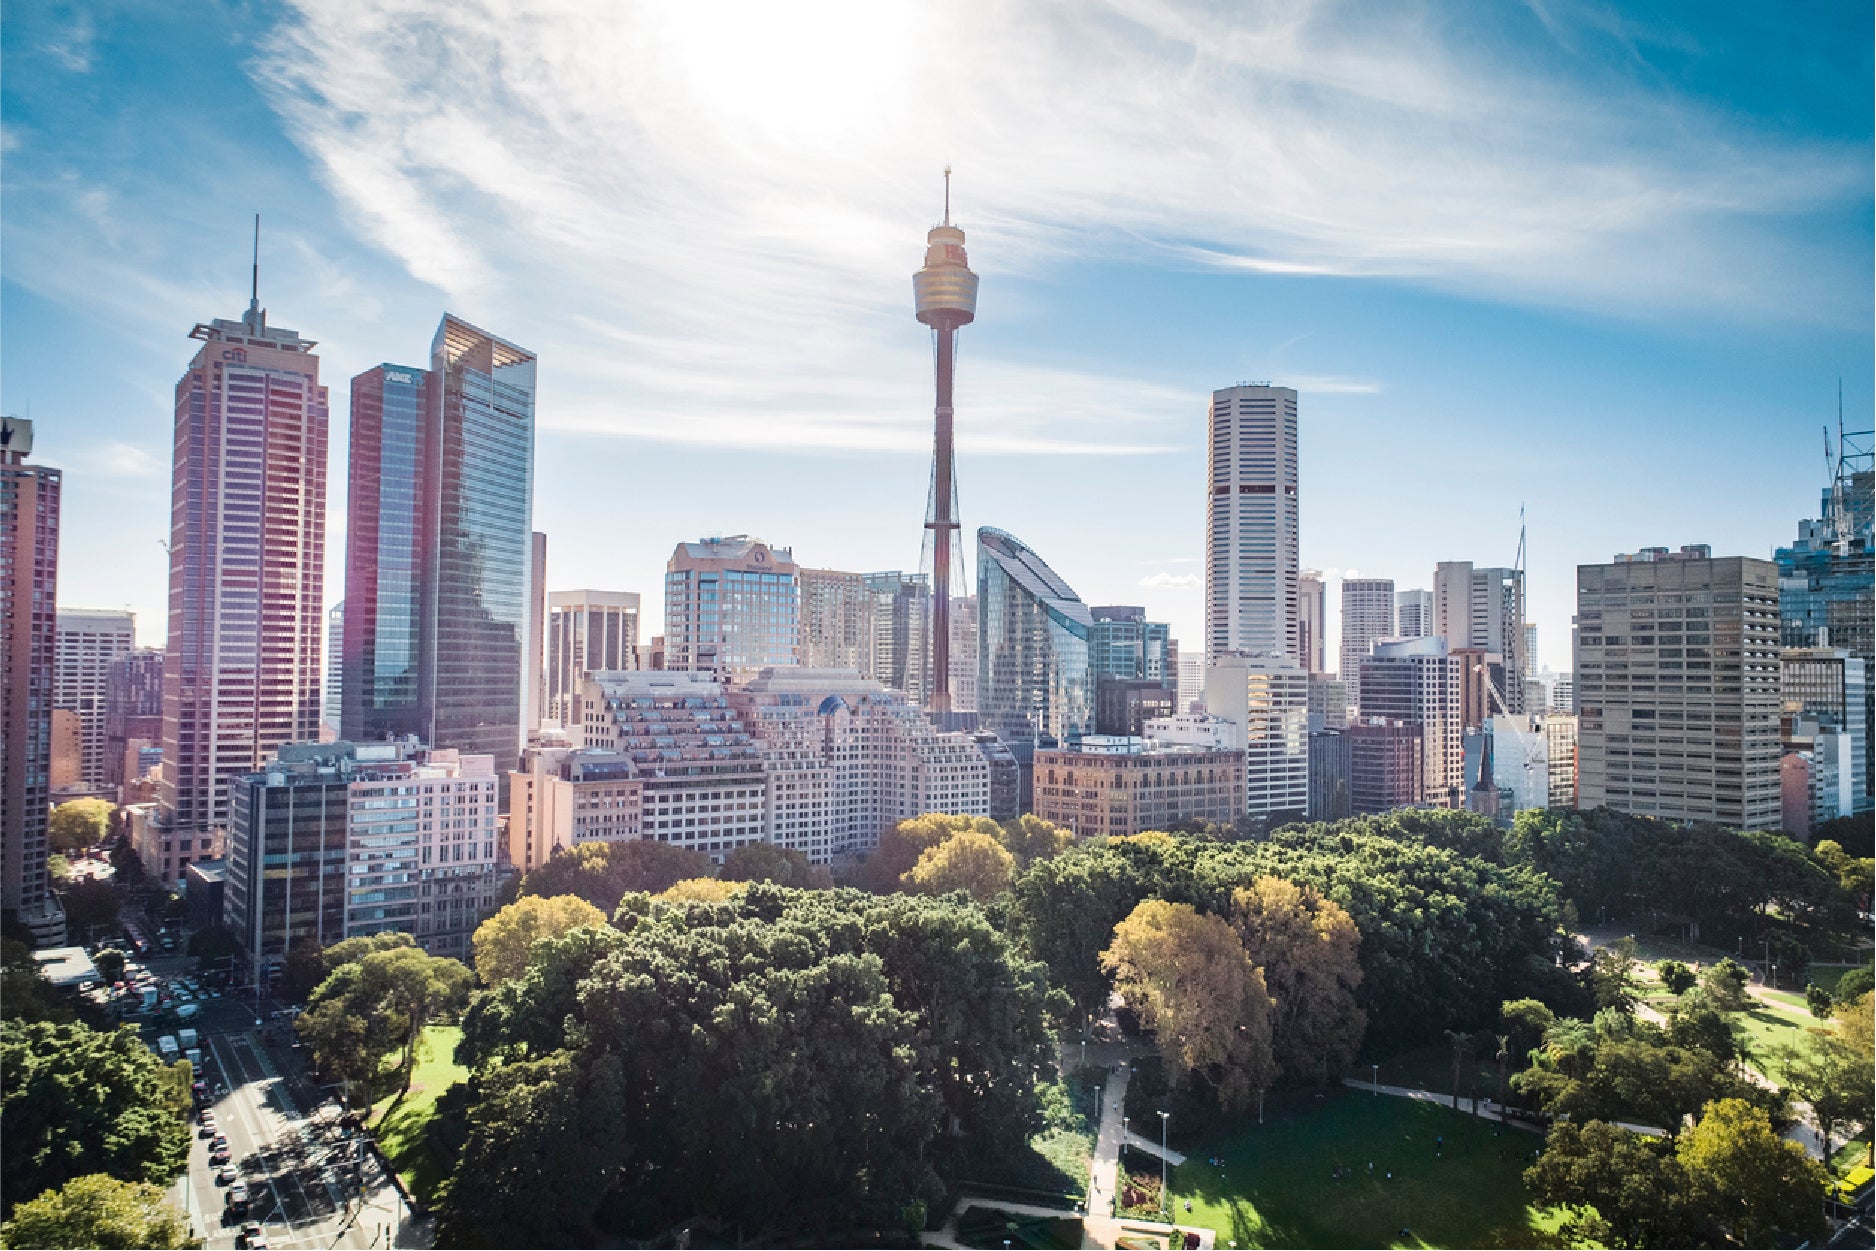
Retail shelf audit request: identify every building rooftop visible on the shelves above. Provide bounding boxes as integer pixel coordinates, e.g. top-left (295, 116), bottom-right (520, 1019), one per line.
top-left (33, 946), bottom-right (99, 988)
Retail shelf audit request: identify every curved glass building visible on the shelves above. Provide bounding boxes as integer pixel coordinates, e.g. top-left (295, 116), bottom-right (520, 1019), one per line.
top-left (977, 527), bottom-right (1093, 745)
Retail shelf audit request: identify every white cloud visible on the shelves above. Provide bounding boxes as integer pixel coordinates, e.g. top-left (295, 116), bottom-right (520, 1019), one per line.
top-left (1139, 571), bottom-right (1203, 589)
top-left (64, 440), bottom-right (164, 477)
top-left (42, 12), bottom-right (95, 74)
top-left (233, 0), bottom-right (1861, 456)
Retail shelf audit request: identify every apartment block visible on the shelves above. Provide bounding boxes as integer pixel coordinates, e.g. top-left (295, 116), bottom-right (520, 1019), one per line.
top-left (1033, 737), bottom-right (1244, 838)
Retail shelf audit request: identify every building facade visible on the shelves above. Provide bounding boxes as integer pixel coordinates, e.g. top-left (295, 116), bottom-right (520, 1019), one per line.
top-left (1358, 636), bottom-right (1463, 807)
top-left (1433, 561), bottom-right (1527, 710)
top-left (54, 609), bottom-right (136, 789)
top-left (1346, 720), bottom-right (1427, 814)
top-left (1338, 578), bottom-right (1394, 707)
top-left (800, 568), bottom-right (875, 674)
top-left (865, 571), bottom-right (931, 705)
top-left (2, 418), bottom-right (63, 944)
top-left (1780, 647), bottom-right (1869, 814)
top-left (161, 297), bottom-right (328, 845)
top-left (1307, 729), bottom-right (1352, 821)
top-left (1574, 546), bottom-right (1782, 830)
top-left (104, 648), bottom-right (164, 792)
top-left (323, 603), bottom-right (343, 733)
top-left (1298, 572), bottom-right (1327, 674)
top-left (1396, 588), bottom-right (1433, 638)
top-left (978, 527), bottom-right (1094, 745)
top-left (1544, 712), bottom-right (1579, 808)
top-left (1205, 384), bottom-right (1300, 666)
top-left (1204, 653), bottom-right (1309, 818)
top-left (546, 590), bottom-right (640, 725)
top-left (1033, 737), bottom-right (1244, 839)
top-left (664, 536), bottom-right (800, 675)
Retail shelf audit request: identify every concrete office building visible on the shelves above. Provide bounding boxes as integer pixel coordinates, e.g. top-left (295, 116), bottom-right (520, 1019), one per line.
top-left (1346, 720), bottom-right (1427, 814)
top-left (1177, 654), bottom-right (1206, 714)
top-left (1551, 675), bottom-right (1575, 713)
top-left (1358, 637), bottom-right (1463, 807)
top-left (1575, 546), bottom-right (1781, 830)
top-left (1434, 561), bottom-right (1527, 709)
top-left (1396, 588), bottom-right (1433, 638)
top-left (1033, 736), bottom-right (1244, 839)
top-left (1298, 572), bottom-right (1327, 674)
top-left (800, 568), bottom-right (876, 674)
top-left (1780, 730), bottom-right (1853, 838)
top-left (1781, 647), bottom-right (1869, 814)
top-left (104, 648), bottom-right (164, 792)
top-left (226, 740), bottom-right (500, 968)
top-left (1205, 653), bottom-right (1309, 818)
top-left (161, 285), bottom-right (328, 848)
top-left (664, 536), bottom-right (799, 675)
top-left (49, 710), bottom-right (83, 793)
top-left (1307, 674), bottom-right (1349, 732)
top-left (950, 596), bottom-right (979, 713)
top-left (54, 609), bottom-right (136, 789)
top-left (546, 590), bottom-right (640, 726)
top-left (1205, 384), bottom-right (1300, 666)
top-left (1338, 578), bottom-right (1394, 706)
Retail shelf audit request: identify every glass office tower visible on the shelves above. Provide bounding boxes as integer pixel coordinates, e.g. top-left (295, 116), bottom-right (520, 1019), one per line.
top-left (423, 316), bottom-right (536, 778)
top-left (977, 527), bottom-right (1093, 745)
top-left (343, 364), bottom-right (428, 742)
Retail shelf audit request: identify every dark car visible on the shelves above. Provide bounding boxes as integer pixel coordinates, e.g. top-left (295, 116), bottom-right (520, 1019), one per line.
top-left (236, 1223), bottom-right (263, 1249)
top-left (209, 1147), bottom-right (232, 1165)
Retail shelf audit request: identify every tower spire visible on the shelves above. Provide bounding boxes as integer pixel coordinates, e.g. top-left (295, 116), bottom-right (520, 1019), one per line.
top-left (247, 213), bottom-right (263, 330)
top-left (943, 165), bottom-right (951, 227)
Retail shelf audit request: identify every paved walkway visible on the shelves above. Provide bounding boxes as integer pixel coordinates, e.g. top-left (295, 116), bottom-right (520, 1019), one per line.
top-left (1339, 1078), bottom-right (1663, 1138)
top-left (1083, 1062), bottom-right (1134, 1248)
top-left (1122, 1130), bottom-right (1186, 1165)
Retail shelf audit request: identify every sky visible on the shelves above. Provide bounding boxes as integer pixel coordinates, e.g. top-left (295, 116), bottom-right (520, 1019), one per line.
top-left (4, 0), bottom-right (1870, 677)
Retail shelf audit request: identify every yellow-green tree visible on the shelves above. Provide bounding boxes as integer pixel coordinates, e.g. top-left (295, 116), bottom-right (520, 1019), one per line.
top-left (902, 833), bottom-right (1016, 904)
top-left (659, 878), bottom-right (743, 903)
top-left (1229, 875), bottom-right (1366, 1079)
top-left (48, 798), bottom-right (115, 853)
top-left (471, 895), bottom-right (607, 986)
top-left (1100, 899), bottom-right (1274, 1110)
top-left (864, 813), bottom-right (1002, 893)
top-left (1676, 1098), bottom-right (1826, 1247)
top-left (997, 814), bottom-right (1072, 866)
top-left (3, 1174), bottom-right (192, 1249)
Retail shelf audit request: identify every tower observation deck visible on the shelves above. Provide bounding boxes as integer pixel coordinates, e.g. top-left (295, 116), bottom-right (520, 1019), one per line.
top-left (915, 169), bottom-right (979, 717)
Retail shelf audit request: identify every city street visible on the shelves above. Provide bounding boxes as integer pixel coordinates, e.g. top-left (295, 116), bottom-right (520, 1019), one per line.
top-left (182, 998), bottom-right (419, 1249)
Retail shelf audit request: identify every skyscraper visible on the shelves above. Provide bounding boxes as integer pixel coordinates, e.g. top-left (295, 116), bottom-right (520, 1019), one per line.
top-left (800, 568), bottom-right (876, 673)
top-left (1298, 571), bottom-right (1326, 673)
top-left (1359, 636), bottom-right (1464, 807)
top-left (1776, 431), bottom-right (1873, 807)
top-left (1205, 653), bottom-right (1309, 818)
top-left (342, 318), bottom-right (537, 779)
top-left (1433, 560), bottom-right (1526, 709)
top-left (1575, 545), bottom-right (1781, 830)
top-left (104, 648), bottom-right (164, 792)
top-left (1396, 588), bottom-right (1433, 638)
top-left (664, 536), bottom-right (800, 674)
top-left (323, 603), bottom-right (343, 732)
top-left (865, 571), bottom-right (932, 704)
top-left (2, 417), bottom-right (64, 945)
top-left (977, 527), bottom-right (1093, 746)
top-left (1338, 577), bottom-right (1395, 706)
top-left (914, 170), bottom-right (979, 716)
top-left (527, 531), bottom-right (548, 736)
top-left (54, 608), bottom-right (136, 788)
top-left (423, 316), bottom-right (536, 777)
top-left (342, 363), bottom-right (428, 743)
top-left (161, 270), bottom-right (328, 842)
top-left (1206, 384), bottom-right (1300, 665)
top-left (546, 590), bottom-right (640, 725)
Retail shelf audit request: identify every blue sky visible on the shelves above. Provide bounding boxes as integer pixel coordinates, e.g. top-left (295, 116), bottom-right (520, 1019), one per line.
top-left (4, 0), bottom-right (1870, 675)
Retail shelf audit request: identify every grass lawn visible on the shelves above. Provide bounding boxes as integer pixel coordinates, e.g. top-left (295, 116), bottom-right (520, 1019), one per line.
top-left (1833, 1137), bottom-right (1873, 1176)
top-left (369, 1024), bottom-right (467, 1206)
top-left (1163, 1090), bottom-right (1568, 1249)
top-left (1735, 1004), bottom-right (1819, 1082)
top-left (956, 1207), bottom-right (1083, 1250)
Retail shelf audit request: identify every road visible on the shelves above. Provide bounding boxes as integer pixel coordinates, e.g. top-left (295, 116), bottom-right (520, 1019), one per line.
top-left (182, 997), bottom-right (420, 1249)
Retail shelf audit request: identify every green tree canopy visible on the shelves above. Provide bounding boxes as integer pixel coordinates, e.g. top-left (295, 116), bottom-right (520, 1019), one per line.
top-left (1654, 959), bottom-right (1696, 995)
top-left (1, 1173), bottom-right (192, 1249)
top-left (47, 798), bottom-right (115, 853)
top-left (1524, 1120), bottom-right (1712, 1249)
top-left (859, 813), bottom-right (1003, 894)
top-left (719, 840), bottom-right (830, 888)
top-left (1228, 875), bottom-right (1364, 1080)
top-left (0, 1021), bottom-right (189, 1213)
top-left (996, 814), bottom-right (1073, 866)
top-left (297, 945), bottom-right (473, 1102)
top-left (901, 831), bottom-right (1016, 903)
top-left (518, 840), bottom-right (713, 913)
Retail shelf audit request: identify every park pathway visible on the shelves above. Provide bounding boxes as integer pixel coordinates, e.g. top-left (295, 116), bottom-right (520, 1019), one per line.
top-left (1082, 1062), bottom-right (1133, 1248)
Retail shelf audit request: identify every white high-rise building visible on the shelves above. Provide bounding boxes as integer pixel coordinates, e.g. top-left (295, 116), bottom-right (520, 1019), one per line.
top-left (1204, 653), bottom-right (1308, 818)
top-left (1396, 589), bottom-right (1433, 638)
top-left (1339, 578), bottom-right (1395, 706)
top-left (546, 590), bottom-right (640, 725)
top-left (54, 609), bottom-right (136, 788)
top-left (1205, 384), bottom-right (1299, 666)
top-left (1178, 654), bottom-right (1205, 714)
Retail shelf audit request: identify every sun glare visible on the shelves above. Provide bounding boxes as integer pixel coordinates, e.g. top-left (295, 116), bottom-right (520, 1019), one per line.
top-left (652, 2), bottom-right (919, 143)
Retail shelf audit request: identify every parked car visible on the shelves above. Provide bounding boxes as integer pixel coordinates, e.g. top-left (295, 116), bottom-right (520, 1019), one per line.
top-left (216, 1166), bottom-right (237, 1186)
top-left (209, 1147), bottom-right (232, 1165)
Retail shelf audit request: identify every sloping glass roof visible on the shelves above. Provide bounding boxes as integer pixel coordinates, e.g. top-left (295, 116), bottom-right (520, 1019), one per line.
top-left (978, 526), bottom-right (1093, 635)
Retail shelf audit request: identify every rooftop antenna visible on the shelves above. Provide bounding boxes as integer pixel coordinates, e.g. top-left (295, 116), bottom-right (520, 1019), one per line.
top-left (943, 165), bottom-right (951, 227)
top-left (247, 213), bottom-right (262, 328)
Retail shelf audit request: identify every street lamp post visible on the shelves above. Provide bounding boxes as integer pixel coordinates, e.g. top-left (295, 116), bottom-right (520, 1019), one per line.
top-left (1371, 1062), bottom-right (1379, 1094)
top-left (1158, 1110), bottom-right (1170, 1215)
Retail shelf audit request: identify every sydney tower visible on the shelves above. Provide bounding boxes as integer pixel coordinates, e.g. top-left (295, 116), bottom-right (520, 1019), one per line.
top-left (913, 169), bottom-right (979, 717)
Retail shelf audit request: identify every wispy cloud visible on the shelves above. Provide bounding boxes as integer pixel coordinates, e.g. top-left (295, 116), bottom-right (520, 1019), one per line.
top-left (41, 11), bottom-right (96, 74)
top-left (64, 439), bottom-right (164, 477)
top-left (1139, 572), bottom-right (1203, 590)
top-left (234, 0), bottom-right (1861, 456)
